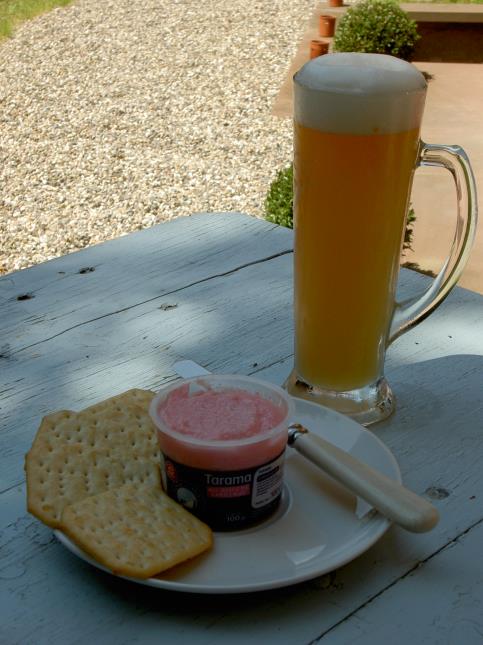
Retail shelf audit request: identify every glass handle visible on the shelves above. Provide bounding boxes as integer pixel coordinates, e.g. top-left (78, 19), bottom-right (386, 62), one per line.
top-left (389, 142), bottom-right (478, 344)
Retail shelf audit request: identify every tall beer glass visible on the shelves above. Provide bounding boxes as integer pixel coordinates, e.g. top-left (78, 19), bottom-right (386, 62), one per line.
top-left (284, 53), bottom-right (477, 425)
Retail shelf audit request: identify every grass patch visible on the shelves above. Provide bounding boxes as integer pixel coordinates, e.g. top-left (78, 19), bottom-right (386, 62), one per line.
top-left (0, 0), bottom-right (72, 41)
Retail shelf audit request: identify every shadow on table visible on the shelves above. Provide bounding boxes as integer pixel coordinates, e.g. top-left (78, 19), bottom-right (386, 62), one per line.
top-left (43, 352), bottom-right (483, 641)
top-left (53, 523), bottom-right (442, 643)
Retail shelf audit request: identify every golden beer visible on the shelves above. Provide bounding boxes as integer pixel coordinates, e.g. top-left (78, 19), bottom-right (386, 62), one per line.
top-left (287, 53), bottom-right (476, 424)
top-left (294, 123), bottom-right (420, 391)
top-left (286, 53), bottom-right (428, 422)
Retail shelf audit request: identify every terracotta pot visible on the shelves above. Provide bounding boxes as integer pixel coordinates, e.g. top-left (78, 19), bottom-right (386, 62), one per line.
top-left (328, 0), bottom-right (343, 7)
top-left (319, 14), bottom-right (336, 38)
top-left (310, 39), bottom-right (330, 59)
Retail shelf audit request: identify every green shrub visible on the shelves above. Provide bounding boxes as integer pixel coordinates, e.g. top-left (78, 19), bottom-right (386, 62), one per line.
top-left (264, 163), bottom-right (415, 251)
top-left (404, 205), bottom-right (416, 252)
top-left (333, 0), bottom-right (420, 61)
top-left (264, 164), bottom-right (294, 229)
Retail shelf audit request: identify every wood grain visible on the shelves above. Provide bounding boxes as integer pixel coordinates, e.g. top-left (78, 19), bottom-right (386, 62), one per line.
top-left (1, 212), bottom-right (482, 644)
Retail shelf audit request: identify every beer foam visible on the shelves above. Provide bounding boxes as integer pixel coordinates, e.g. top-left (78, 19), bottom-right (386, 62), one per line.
top-left (294, 53), bottom-right (426, 135)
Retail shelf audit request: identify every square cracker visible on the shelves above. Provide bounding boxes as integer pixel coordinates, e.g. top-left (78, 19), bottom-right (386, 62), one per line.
top-left (26, 445), bottom-right (160, 528)
top-left (29, 389), bottom-right (158, 463)
top-left (26, 389), bottom-right (160, 527)
top-left (61, 483), bottom-right (213, 579)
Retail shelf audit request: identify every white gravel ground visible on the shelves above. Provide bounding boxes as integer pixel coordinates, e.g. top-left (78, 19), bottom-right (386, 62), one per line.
top-left (0, 0), bottom-right (313, 274)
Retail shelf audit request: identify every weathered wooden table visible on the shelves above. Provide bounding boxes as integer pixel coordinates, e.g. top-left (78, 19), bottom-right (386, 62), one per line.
top-left (1, 212), bottom-right (483, 644)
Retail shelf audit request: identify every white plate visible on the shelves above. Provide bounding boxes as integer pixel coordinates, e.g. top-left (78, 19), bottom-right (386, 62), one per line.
top-left (55, 398), bottom-right (401, 594)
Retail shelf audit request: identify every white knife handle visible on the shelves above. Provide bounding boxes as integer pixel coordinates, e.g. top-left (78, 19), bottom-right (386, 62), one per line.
top-left (291, 430), bottom-right (439, 533)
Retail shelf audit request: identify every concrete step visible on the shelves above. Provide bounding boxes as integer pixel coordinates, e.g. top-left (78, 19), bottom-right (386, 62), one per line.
top-left (320, 2), bottom-right (483, 23)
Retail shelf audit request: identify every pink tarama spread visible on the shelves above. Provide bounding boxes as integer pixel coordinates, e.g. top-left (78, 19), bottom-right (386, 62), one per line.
top-left (158, 385), bottom-right (285, 440)
top-left (156, 385), bottom-right (288, 470)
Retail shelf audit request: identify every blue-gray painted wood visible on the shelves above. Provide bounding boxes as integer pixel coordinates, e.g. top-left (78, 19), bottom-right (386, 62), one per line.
top-left (1, 212), bottom-right (482, 644)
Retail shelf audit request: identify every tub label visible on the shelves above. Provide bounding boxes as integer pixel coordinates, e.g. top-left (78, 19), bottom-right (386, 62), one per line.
top-left (252, 452), bottom-right (285, 508)
top-left (161, 450), bottom-right (285, 531)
